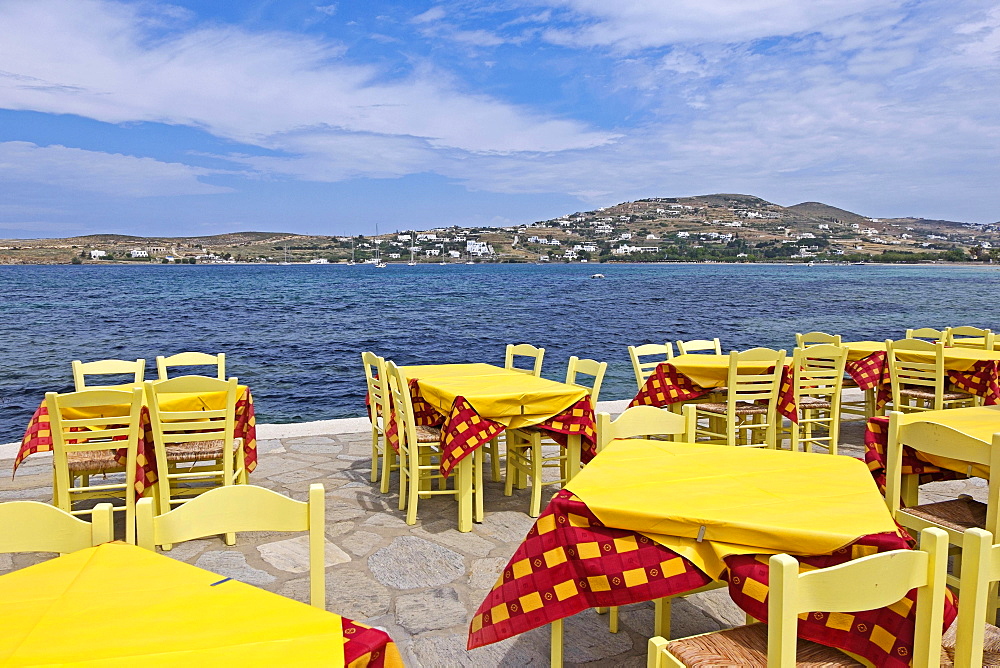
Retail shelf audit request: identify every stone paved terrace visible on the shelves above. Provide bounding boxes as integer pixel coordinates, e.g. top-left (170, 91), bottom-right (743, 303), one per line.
top-left (0, 405), bottom-right (986, 667)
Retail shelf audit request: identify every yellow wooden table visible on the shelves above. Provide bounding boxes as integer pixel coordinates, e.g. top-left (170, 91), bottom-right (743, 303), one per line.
top-left (663, 354), bottom-right (775, 389)
top-left (0, 542), bottom-right (400, 666)
top-left (889, 405), bottom-right (1000, 480)
top-left (843, 341), bottom-right (1000, 369)
top-left (400, 363), bottom-right (591, 531)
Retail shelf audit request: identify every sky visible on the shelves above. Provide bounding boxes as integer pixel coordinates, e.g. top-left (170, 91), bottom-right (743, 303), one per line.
top-left (0, 0), bottom-right (998, 238)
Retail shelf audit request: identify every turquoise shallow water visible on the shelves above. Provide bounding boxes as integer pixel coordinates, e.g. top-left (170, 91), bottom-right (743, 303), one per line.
top-left (1, 262), bottom-right (998, 443)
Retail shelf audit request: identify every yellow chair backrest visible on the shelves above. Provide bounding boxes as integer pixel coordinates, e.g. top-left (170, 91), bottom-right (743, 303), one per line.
top-left (905, 327), bottom-right (946, 342)
top-left (144, 375), bottom-right (238, 463)
top-left (137, 484), bottom-right (325, 608)
top-left (628, 343), bottom-right (673, 390)
top-left (385, 360), bottom-right (418, 451)
top-left (886, 338), bottom-right (942, 400)
top-left (794, 331), bottom-right (842, 347)
top-left (565, 356), bottom-right (608, 403)
top-left (0, 501), bottom-right (114, 555)
top-left (954, 526), bottom-right (1000, 665)
top-left (505, 343), bottom-right (545, 376)
top-left (676, 338), bottom-right (722, 355)
top-left (946, 326), bottom-right (995, 349)
top-left (791, 344), bottom-right (847, 402)
top-left (727, 348), bottom-right (786, 403)
top-left (648, 528), bottom-right (948, 668)
top-left (156, 352), bottom-right (225, 380)
top-left (361, 351), bottom-right (388, 419)
top-left (596, 406), bottom-right (687, 453)
top-left (72, 358), bottom-right (145, 390)
top-left (47, 387), bottom-right (144, 479)
top-left (769, 527), bottom-right (947, 668)
top-left (886, 414), bottom-right (1000, 537)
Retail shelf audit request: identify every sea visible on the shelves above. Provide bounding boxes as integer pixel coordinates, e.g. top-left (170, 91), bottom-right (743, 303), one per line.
top-left (2, 262), bottom-right (998, 444)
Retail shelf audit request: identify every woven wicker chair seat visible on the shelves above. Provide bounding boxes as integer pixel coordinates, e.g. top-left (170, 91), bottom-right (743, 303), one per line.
top-left (696, 401), bottom-right (768, 416)
top-left (799, 397), bottom-right (832, 410)
top-left (939, 618), bottom-right (1000, 666)
top-left (164, 437), bottom-right (243, 463)
top-left (904, 497), bottom-right (987, 534)
top-left (842, 378), bottom-right (860, 388)
top-left (413, 425), bottom-right (442, 443)
top-left (899, 387), bottom-right (973, 401)
top-left (665, 623), bottom-right (861, 667)
top-left (66, 449), bottom-right (125, 475)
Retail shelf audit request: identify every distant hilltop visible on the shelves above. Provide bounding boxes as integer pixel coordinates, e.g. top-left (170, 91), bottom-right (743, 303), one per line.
top-left (2, 194), bottom-right (998, 265)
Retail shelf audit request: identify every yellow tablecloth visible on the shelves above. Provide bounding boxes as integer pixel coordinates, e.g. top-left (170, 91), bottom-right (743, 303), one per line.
top-left (403, 363), bottom-right (588, 429)
top-left (665, 354), bottom-right (775, 389)
top-left (897, 405), bottom-right (1000, 478)
top-left (842, 340), bottom-right (885, 361)
top-left (566, 439), bottom-right (899, 578)
top-left (843, 341), bottom-right (1000, 371)
top-left (0, 542), bottom-right (346, 666)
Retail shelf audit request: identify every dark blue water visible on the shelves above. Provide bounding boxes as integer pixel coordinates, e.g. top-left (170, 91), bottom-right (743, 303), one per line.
top-left (2, 262), bottom-right (998, 443)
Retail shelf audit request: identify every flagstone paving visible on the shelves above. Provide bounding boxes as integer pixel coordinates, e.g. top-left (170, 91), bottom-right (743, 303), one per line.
top-left (0, 418), bottom-right (986, 666)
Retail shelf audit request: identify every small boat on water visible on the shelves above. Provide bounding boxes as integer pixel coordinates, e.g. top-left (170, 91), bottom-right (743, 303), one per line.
top-left (590, 273), bottom-right (605, 279)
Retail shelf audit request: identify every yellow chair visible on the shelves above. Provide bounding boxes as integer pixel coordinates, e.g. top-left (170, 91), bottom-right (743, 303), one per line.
top-left (687, 348), bottom-right (786, 449)
top-left (596, 406), bottom-right (718, 637)
top-left (0, 501), bottom-right (114, 556)
top-left (906, 327), bottom-right (947, 342)
top-left (362, 351), bottom-right (395, 492)
top-left (71, 358), bottom-right (145, 390)
top-left (137, 484), bottom-right (326, 609)
top-left (794, 331), bottom-right (841, 347)
top-left (504, 343), bottom-right (545, 376)
top-left (885, 413), bottom-right (1000, 590)
top-left (787, 345), bottom-right (847, 454)
top-left (676, 338), bottom-right (722, 355)
top-left (946, 326), bottom-right (995, 350)
top-left (156, 351), bottom-right (226, 380)
top-left (385, 361), bottom-right (482, 527)
top-left (886, 338), bottom-right (975, 413)
top-left (47, 387), bottom-right (144, 543)
top-left (145, 376), bottom-right (245, 544)
top-left (947, 528), bottom-right (1000, 665)
top-left (649, 528), bottom-right (948, 668)
top-left (505, 356), bottom-right (607, 517)
top-left (628, 343), bottom-right (674, 390)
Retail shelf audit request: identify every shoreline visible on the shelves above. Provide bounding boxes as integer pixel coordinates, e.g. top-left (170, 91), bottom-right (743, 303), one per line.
top-left (0, 399), bottom-right (633, 460)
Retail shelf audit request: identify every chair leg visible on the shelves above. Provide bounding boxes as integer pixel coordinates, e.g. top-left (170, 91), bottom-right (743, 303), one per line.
top-left (654, 597), bottom-right (671, 638)
top-left (370, 429), bottom-right (380, 483)
top-left (488, 437), bottom-right (501, 482)
top-left (550, 619), bottom-right (563, 668)
top-left (504, 448), bottom-right (516, 497)
top-left (474, 447), bottom-right (485, 523)
top-left (529, 439), bottom-right (543, 518)
top-left (406, 449), bottom-right (420, 525)
top-left (380, 447), bottom-right (395, 494)
top-left (609, 605), bottom-right (619, 633)
top-left (397, 452), bottom-right (408, 512)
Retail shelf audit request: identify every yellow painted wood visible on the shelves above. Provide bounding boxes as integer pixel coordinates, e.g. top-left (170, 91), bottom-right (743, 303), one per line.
top-left (156, 351), bottom-right (226, 380)
top-left (906, 326), bottom-right (947, 342)
top-left (362, 352), bottom-right (395, 490)
top-left (596, 405), bottom-right (686, 453)
top-left (0, 542), bottom-right (345, 665)
top-left (137, 483), bottom-right (325, 609)
top-left (505, 356), bottom-right (606, 517)
top-left (505, 343), bottom-right (545, 376)
top-left (651, 528), bottom-right (947, 668)
top-left (71, 358), bottom-right (145, 390)
top-left (887, 338), bottom-right (977, 412)
top-left (789, 345), bottom-right (847, 454)
top-left (794, 331), bottom-right (842, 347)
top-left (0, 501), bottom-right (113, 556)
top-left (144, 376), bottom-right (242, 536)
top-left (628, 343), bottom-right (674, 390)
top-left (953, 527), bottom-right (1000, 666)
top-left (946, 325), bottom-right (995, 350)
top-left (688, 348), bottom-right (786, 449)
top-left (675, 338), bottom-right (722, 355)
top-left (47, 387), bottom-right (144, 543)
top-left (550, 618), bottom-right (563, 668)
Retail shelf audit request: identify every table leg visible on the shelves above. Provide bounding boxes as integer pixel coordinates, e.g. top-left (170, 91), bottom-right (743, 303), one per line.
top-left (457, 456), bottom-right (473, 532)
top-left (550, 618), bottom-right (563, 667)
top-left (565, 435), bottom-right (582, 482)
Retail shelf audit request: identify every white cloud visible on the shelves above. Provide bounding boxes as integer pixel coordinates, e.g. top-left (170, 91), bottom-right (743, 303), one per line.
top-left (411, 6), bottom-right (447, 24)
top-left (0, 0), bottom-right (614, 156)
top-left (315, 4), bottom-right (337, 16)
top-left (0, 141), bottom-right (230, 196)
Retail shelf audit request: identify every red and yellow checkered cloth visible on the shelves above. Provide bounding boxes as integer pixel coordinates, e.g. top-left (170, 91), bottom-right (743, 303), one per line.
top-left (630, 363), bottom-right (798, 423)
top-left (343, 617), bottom-right (403, 668)
top-left (847, 352), bottom-right (1000, 409)
top-left (13, 389), bottom-right (258, 499)
top-left (384, 382), bottom-right (597, 478)
top-left (862, 417), bottom-right (963, 494)
top-left (727, 536), bottom-right (957, 668)
top-left (468, 489), bottom-right (713, 649)
top-left (469, 489), bottom-right (957, 667)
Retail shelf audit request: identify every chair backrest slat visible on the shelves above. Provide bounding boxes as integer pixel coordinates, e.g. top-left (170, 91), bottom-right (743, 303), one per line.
top-left (0, 501), bottom-right (114, 555)
top-left (596, 406), bottom-right (687, 452)
top-left (565, 356), bottom-right (608, 403)
top-left (505, 343), bottom-right (545, 376)
top-left (72, 359), bottom-right (145, 391)
top-left (795, 331), bottom-right (842, 347)
top-left (156, 352), bottom-right (226, 381)
top-left (676, 338), bottom-right (722, 355)
top-left (628, 343), bottom-right (673, 390)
